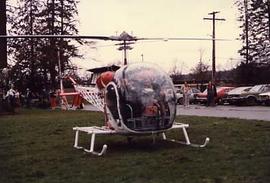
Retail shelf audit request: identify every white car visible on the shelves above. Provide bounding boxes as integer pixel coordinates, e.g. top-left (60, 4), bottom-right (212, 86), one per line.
top-left (175, 89), bottom-right (183, 104)
top-left (238, 84), bottom-right (270, 105)
top-left (259, 91), bottom-right (270, 106)
top-left (223, 86), bottom-right (251, 105)
top-left (175, 87), bottom-right (200, 104)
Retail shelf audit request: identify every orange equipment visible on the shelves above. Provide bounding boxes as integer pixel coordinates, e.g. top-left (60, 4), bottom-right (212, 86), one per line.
top-left (96, 71), bottom-right (114, 90)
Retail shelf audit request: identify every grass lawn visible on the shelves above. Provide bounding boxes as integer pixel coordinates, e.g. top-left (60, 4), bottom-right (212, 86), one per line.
top-left (0, 109), bottom-right (270, 183)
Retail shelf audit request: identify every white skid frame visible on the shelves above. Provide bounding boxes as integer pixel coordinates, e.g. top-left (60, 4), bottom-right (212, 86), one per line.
top-left (73, 126), bottom-right (117, 156)
top-left (163, 122), bottom-right (210, 148)
top-left (72, 122), bottom-right (210, 156)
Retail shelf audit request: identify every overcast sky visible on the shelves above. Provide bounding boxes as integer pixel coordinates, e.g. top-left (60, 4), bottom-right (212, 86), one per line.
top-left (72, 0), bottom-right (243, 73)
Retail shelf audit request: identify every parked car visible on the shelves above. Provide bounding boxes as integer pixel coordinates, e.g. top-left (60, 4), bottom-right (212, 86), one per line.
top-left (189, 88), bottom-right (201, 104)
top-left (175, 87), bottom-right (201, 104)
top-left (222, 86), bottom-right (252, 105)
top-left (236, 84), bottom-right (270, 106)
top-left (175, 88), bottom-right (183, 104)
top-left (259, 91), bottom-right (270, 106)
top-left (195, 86), bottom-right (235, 105)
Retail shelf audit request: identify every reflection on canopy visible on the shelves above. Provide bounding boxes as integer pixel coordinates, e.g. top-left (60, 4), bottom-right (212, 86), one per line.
top-left (106, 63), bottom-right (176, 132)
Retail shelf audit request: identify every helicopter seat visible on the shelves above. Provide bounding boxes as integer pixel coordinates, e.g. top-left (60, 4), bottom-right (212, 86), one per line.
top-left (144, 105), bottom-right (158, 116)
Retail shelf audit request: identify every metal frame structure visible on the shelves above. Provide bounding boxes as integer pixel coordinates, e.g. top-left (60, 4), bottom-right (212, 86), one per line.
top-left (73, 123), bottom-right (210, 156)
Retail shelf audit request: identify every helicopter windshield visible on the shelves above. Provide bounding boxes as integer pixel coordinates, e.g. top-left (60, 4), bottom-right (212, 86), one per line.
top-left (106, 63), bottom-right (177, 132)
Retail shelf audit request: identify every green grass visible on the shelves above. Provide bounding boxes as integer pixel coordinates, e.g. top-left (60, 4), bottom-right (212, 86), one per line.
top-left (0, 109), bottom-right (270, 183)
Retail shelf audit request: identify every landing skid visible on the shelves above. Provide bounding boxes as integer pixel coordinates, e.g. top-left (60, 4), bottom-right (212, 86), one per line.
top-left (162, 123), bottom-right (210, 148)
top-left (72, 123), bottom-right (210, 156)
top-left (73, 126), bottom-right (117, 156)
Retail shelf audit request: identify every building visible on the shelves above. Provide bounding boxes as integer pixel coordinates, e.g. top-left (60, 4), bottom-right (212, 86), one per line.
top-left (87, 65), bottom-right (120, 85)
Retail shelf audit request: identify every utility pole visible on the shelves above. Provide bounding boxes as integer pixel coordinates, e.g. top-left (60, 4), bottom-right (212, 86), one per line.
top-left (204, 11), bottom-right (225, 83)
top-left (117, 40), bottom-right (133, 65)
top-left (244, 0), bottom-right (249, 64)
top-left (116, 31), bottom-right (135, 65)
top-left (0, 0), bottom-right (7, 69)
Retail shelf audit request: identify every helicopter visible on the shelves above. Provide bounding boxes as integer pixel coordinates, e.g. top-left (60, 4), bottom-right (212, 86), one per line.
top-left (1, 32), bottom-right (210, 156)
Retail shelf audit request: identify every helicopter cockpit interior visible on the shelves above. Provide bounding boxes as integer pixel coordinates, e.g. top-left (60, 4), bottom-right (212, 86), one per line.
top-left (106, 63), bottom-right (177, 132)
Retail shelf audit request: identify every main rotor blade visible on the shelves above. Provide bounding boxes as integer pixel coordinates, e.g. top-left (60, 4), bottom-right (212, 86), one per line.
top-left (137, 37), bottom-right (230, 41)
top-left (0, 34), bottom-right (230, 41)
top-left (0, 35), bottom-right (113, 40)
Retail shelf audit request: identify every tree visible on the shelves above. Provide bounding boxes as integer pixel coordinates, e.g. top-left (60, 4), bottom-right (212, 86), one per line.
top-left (190, 49), bottom-right (210, 84)
top-left (236, 0), bottom-right (270, 64)
top-left (7, 0), bottom-right (82, 93)
top-left (235, 62), bottom-right (270, 84)
top-left (190, 60), bottom-right (210, 84)
top-left (235, 0), bottom-right (270, 84)
top-left (8, 0), bottom-right (49, 92)
top-left (169, 59), bottom-right (184, 84)
top-left (0, 0), bottom-right (7, 69)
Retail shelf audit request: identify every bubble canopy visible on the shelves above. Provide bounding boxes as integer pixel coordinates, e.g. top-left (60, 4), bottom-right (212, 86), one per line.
top-left (106, 63), bottom-right (177, 132)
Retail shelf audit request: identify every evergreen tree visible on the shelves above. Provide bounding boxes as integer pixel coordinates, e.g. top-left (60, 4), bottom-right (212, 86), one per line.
top-left (236, 0), bottom-right (270, 64)
top-left (8, 0), bottom-right (44, 92)
top-left (235, 0), bottom-right (270, 84)
top-left (7, 0), bottom-right (82, 93)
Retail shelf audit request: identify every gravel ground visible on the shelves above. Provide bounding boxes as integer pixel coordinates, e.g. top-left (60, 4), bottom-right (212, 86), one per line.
top-left (83, 104), bottom-right (270, 121)
top-left (177, 104), bottom-right (270, 121)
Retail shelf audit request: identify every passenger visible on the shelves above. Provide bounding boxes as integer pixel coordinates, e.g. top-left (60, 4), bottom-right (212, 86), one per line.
top-left (182, 82), bottom-right (191, 108)
top-left (207, 81), bottom-right (217, 106)
top-left (14, 89), bottom-right (20, 107)
top-left (5, 86), bottom-right (16, 113)
top-left (207, 81), bottom-right (213, 106)
top-left (212, 82), bottom-right (217, 106)
top-left (49, 90), bottom-right (57, 110)
top-left (26, 88), bottom-right (32, 108)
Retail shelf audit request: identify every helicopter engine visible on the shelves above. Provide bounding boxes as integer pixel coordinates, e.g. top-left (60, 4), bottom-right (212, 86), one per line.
top-left (105, 63), bottom-right (177, 133)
